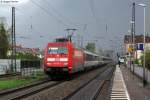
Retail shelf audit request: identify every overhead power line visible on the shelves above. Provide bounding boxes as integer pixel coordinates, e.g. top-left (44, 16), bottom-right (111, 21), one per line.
top-left (15, 8), bottom-right (45, 38)
top-left (43, 0), bottom-right (79, 26)
top-left (30, 0), bottom-right (68, 26)
top-left (16, 0), bottom-right (86, 37)
top-left (31, 0), bottom-right (89, 33)
top-left (88, 0), bottom-right (99, 23)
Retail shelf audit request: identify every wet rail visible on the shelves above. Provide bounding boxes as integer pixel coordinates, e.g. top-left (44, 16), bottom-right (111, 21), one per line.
top-left (0, 63), bottom-right (114, 100)
top-left (63, 66), bottom-right (115, 100)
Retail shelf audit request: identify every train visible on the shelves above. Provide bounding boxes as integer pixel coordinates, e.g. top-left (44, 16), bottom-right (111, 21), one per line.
top-left (43, 38), bottom-right (112, 77)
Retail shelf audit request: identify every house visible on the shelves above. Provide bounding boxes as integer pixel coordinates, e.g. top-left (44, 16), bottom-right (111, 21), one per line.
top-left (8, 45), bottom-right (41, 57)
top-left (124, 34), bottom-right (150, 59)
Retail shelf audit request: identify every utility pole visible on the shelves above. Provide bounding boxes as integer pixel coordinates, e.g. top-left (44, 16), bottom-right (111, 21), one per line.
top-left (143, 5), bottom-right (147, 86)
top-left (138, 3), bottom-right (147, 86)
top-left (81, 36), bottom-right (83, 48)
top-left (11, 7), bottom-right (16, 73)
top-left (131, 2), bottom-right (136, 74)
top-left (129, 24), bottom-right (132, 71)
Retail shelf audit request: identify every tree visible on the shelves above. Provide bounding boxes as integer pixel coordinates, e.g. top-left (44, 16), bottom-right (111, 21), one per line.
top-left (85, 42), bottom-right (96, 52)
top-left (16, 52), bottom-right (40, 60)
top-left (0, 23), bottom-right (9, 59)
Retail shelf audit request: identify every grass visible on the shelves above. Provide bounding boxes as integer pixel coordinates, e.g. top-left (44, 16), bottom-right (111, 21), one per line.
top-left (0, 71), bottom-right (47, 89)
top-left (0, 79), bottom-right (35, 89)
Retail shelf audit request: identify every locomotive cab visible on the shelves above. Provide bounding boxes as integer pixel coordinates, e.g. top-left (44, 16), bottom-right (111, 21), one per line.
top-left (44, 42), bottom-right (73, 75)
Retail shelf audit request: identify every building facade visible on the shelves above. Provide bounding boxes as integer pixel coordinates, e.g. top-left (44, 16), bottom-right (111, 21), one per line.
top-left (124, 35), bottom-right (150, 59)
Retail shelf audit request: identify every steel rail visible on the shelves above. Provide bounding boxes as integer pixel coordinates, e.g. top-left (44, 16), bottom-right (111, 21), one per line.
top-left (63, 66), bottom-right (114, 100)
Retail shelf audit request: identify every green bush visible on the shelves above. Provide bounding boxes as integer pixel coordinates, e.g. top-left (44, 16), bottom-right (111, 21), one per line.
top-left (16, 52), bottom-right (40, 60)
top-left (134, 59), bottom-right (139, 65)
top-left (145, 50), bottom-right (150, 70)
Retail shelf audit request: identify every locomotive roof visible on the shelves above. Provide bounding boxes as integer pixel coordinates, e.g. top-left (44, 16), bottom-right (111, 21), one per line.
top-left (47, 42), bottom-right (69, 46)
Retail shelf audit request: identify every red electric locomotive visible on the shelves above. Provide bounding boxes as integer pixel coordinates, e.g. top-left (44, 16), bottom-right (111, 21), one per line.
top-left (43, 37), bottom-right (105, 78)
top-left (43, 38), bottom-right (85, 76)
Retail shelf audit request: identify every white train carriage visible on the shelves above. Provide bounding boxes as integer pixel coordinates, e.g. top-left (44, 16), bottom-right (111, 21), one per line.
top-left (84, 50), bottom-right (100, 68)
top-left (101, 56), bottom-right (112, 64)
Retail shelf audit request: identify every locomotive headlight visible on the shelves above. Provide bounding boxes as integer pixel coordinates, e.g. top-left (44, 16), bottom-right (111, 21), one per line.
top-left (60, 58), bottom-right (68, 61)
top-left (47, 62), bottom-right (52, 65)
top-left (47, 58), bottom-right (55, 61)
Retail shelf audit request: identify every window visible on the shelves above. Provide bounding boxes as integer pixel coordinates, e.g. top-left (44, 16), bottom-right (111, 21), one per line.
top-left (48, 47), bottom-right (68, 54)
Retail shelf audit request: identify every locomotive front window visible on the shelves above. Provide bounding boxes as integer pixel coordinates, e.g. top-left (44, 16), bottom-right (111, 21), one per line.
top-left (48, 47), bottom-right (68, 54)
top-left (48, 47), bottom-right (58, 54)
top-left (58, 47), bottom-right (68, 54)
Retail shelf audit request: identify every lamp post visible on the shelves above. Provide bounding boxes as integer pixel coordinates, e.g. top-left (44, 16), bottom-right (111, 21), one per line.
top-left (138, 3), bottom-right (147, 86)
top-left (130, 20), bottom-right (135, 74)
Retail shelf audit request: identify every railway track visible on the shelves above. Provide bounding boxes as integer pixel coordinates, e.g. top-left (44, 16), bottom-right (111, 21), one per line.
top-left (0, 78), bottom-right (63, 100)
top-left (63, 66), bottom-right (115, 100)
top-left (22, 64), bottom-right (112, 100)
top-left (0, 64), bottom-right (114, 100)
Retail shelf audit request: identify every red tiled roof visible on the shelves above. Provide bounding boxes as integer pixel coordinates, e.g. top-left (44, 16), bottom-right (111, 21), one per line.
top-left (9, 45), bottom-right (40, 54)
top-left (124, 35), bottom-right (150, 43)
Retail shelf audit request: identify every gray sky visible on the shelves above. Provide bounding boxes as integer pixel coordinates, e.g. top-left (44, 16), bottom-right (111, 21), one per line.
top-left (0, 0), bottom-right (150, 52)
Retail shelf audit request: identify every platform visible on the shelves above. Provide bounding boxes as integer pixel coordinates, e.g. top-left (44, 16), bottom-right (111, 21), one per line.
top-left (110, 65), bottom-right (130, 100)
top-left (121, 65), bottom-right (150, 100)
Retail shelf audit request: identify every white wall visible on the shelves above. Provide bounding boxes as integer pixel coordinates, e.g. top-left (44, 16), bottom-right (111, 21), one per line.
top-left (0, 59), bottom-right (21, 75)
top-left (127, 64), bottom-right (150, 83)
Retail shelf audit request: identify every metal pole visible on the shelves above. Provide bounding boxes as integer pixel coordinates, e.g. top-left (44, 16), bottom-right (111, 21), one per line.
top-left (14, 7), bottom-right (16, 72)
top-left (132, 2), bottom-right (135, 74)
top-left (143, 7), bottom-right (147, 86)
top-left (11, 7), bottom-right (16, 73)
top-left (11, 7), bottom-right (14, 72)
top-left (129, 23), bottom-right (132, 71)
top-left (138, 3), bottom-right (147, 87)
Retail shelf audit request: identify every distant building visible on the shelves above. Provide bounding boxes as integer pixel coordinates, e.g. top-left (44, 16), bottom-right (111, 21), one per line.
top-left (8, 45), bottom-right (41, 57)
top-left (16, 45), bottom-right (40, 55)
top-left (124, 35), bottom-right (150, 52)
top-left (124, 34), bottom-right (150, 59)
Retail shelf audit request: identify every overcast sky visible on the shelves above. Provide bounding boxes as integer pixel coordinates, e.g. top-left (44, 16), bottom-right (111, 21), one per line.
top-left (0, 0), bottom-right (150, 52)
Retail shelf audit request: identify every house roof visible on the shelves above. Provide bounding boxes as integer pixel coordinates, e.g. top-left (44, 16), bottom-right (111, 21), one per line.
top-left (124, 35), bottom-right (150, 43)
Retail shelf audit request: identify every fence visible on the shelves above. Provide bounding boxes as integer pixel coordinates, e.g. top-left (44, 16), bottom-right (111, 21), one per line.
top-left (20, 60), bottom-right (42, 76)
top-left (0, 59), bottom-right (21, 75)
top-left (127, 64), bottom-right (150, 83)
top-left (0, 59), bottom-right (42, 76)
